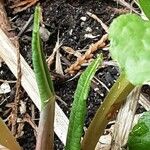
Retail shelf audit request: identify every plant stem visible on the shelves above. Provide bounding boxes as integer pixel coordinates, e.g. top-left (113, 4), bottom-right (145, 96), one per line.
top-left (35, 97), bottom-right (55, 150)
top-left (81, 73), bottom-right (135, 150)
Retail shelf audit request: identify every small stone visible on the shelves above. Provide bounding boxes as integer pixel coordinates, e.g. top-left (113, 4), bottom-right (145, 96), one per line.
top-left (84, 33), bottom-right (99, 39)
top-left (40, 26), bottom-right (51, 42)
top-left (69, 29), bottom-right (73, 35)
top-left (20, 101), bottom-right (26, 114)
top-left (85, 27), bottom-right (92, 32)
top-left (0, 82), bottom-right (11, 94)
top-left (80, 16), bottom-right (87, 21)
top-left (80, 22), bottom-right (85, 27)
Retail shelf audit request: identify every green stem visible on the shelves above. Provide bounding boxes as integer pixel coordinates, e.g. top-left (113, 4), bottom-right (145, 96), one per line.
top-left (81, 73), bottom-right (135, 150)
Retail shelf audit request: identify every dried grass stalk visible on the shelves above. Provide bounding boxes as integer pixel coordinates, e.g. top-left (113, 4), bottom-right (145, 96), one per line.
top-left (66, 34), bottom-right (108, 74)
top-left (111, 87), bottom-right (141, 150)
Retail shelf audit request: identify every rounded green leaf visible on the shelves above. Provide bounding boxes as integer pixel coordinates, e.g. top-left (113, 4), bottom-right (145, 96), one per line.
top-left (128, 111), bottom-right (150, 150)
top-left (109, 14), bottom-right (150, 85)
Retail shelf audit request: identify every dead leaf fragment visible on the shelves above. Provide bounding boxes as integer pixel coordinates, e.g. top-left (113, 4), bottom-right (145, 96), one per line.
top-left (0, 82), bottom-right (11, 94)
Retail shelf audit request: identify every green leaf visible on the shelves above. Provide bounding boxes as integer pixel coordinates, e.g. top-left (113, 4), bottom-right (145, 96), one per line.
top-left (138, 0), bottom-right (150, 20)
top-left (65, 54), bottom-right (103, 150)
top-left (32, 6), bottom-right (55, 149)
top-left (128, 111), bottom-right (150, 150)
top-left (109, 14), bottom-right (150, 85)
top-left (32, 5), bottom-right (55, 109)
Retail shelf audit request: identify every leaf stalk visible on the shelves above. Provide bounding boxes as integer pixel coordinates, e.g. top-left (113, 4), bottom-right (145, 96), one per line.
top-left (82, 73), bottom-right (135, 150)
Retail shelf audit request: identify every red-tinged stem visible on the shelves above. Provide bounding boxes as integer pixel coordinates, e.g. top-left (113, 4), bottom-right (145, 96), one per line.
top-left (36, 97), bottom-right (55, 150)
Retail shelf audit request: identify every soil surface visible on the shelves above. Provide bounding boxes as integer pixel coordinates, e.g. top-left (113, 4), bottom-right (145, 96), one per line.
top-left (0, 0), bottom-right (150, 150)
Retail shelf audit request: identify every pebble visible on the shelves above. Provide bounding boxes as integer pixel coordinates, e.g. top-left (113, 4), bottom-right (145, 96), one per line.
top-left (80, 22), bottom-right (85, 27)
top-left (69, 29), bottom-right (73, 35)
top-left (80, 16), bottom-right (87, 21)
top-left (85, 27), bottom-right (92, 32)
top-left (40, 26), bottom-right (51, 42)
top-left (84, 33), bottom-right (99, 39)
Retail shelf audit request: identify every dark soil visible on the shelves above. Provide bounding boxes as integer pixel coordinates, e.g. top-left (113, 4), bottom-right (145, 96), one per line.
top-left (0, 0), bottom-right (150, 150)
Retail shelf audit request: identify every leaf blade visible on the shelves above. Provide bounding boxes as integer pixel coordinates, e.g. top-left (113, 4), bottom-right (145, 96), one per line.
top-left (128, 111), bottom-right (150, 150)
top-left (109, 14), bottom-right (150, 85)
top-left (32, 5), bottom-right (54, 109)
top-left (138, 0), bottom-right (150, 20)
top-left (65, 54), bottom-right (103, 150)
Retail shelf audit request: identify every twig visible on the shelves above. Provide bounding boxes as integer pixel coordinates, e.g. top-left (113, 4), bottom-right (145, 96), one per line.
top-left (93, 76), bottom-right (110, 92)
top-left (11, 40), bottom-right (22, 136)
top-left (46, 32), bottom-right (63, 67)
top-left (86, 11), bottom-right (108, 33)
top-left (23, 113), bottom-right (38, 134)
top-left (56, 95), bottom-right (68, 107)
top-left (18, 14), bottom-right (33, 37)
top-left (0, 79), bottom-right (16, 83)
top-left (107, 6), bottom-right (130, 14)
top-left (66, 34), bottom-right (108, 74)
top-left (16, 119), bottom-right (24, 138)
top-left (66, 72), bottom-right (82, 82)
top-left (61, 55), bottom-right (71, 66)
top-left (114, 0), bottom-right (139, 14)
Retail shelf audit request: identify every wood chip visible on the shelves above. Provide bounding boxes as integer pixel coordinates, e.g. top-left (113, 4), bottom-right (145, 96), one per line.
top-left (55, 50), bottom-right (64, 76)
